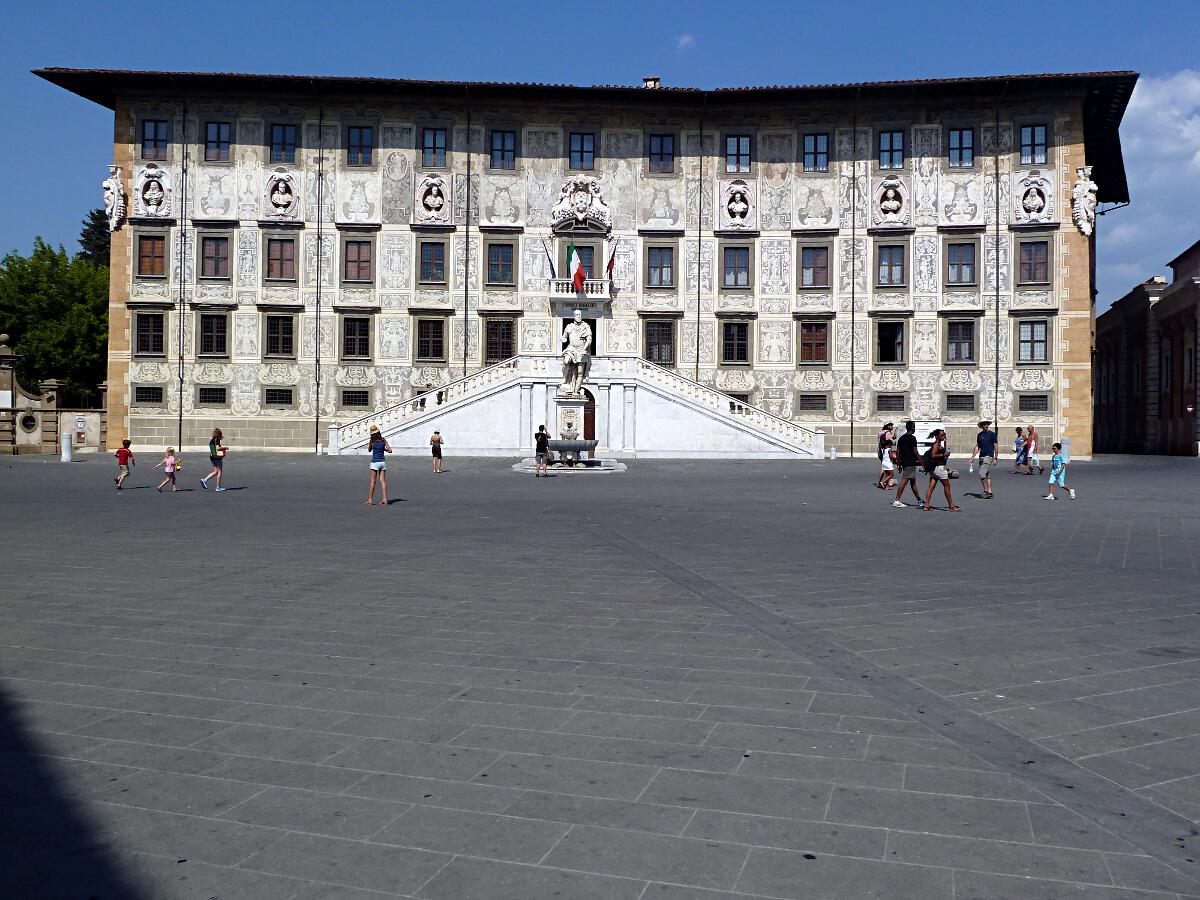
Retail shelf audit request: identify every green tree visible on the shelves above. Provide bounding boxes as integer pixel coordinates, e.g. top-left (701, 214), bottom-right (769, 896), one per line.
top-left (0, 238), bottom-right (109, 406)
top-left (77, 208), bottom-right (110, 266)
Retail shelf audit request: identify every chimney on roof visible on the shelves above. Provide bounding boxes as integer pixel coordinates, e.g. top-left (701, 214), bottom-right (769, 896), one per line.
top-left (642, 75), bottom-right (661, 89)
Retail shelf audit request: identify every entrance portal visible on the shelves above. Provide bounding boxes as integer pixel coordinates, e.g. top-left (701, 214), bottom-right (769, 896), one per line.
top-left (582, 388), bottom-right (596, 458)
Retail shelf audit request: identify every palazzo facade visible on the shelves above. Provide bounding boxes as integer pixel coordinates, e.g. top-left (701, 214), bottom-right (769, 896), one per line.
top-left (40, 67), bottom-right (1135, 455)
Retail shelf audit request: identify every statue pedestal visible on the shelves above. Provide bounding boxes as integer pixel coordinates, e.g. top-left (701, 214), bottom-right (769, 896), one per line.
top-left (554, 394), bottom-right (588, 465)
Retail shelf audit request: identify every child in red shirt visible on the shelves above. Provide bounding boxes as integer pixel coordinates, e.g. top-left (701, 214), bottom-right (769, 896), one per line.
top-left (114, 439), bottom-right (135, 490)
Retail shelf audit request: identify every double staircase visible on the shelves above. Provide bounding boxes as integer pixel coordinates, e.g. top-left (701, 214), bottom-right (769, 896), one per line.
top-left (330, 356), bottom-right (824, 459)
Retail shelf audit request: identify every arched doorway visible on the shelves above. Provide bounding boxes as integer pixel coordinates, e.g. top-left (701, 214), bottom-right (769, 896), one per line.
top-left (582, 388), bottom-right (596, 458)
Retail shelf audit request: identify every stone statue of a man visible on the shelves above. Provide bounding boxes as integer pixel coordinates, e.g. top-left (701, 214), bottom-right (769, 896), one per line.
top-left (560, 309), bottom-right (592, 396)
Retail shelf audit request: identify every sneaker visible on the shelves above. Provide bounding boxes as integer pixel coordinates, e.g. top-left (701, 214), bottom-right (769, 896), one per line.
top-left (892, 500), bottom-right (907, 508)
top-left (1043, 494), bottom-right (1055, 500)
top-left (917, 499), bottom-right (925, 509)
top-left (156, 486), bottom-right (162, 493)
top-left (200, 478), bottom-right (208, 490)
top-left (215, 486), bottom-right (226, 492)
top-left (1069, 489), bottom-right (1076, 500)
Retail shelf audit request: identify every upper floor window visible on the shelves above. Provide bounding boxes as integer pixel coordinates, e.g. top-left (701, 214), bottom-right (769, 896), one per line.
top-left (487, 243), bottom-right (514, 285)
top-left (423, 127), bottom-right (447, 168)
top-left (135, 313), bottom-right (165, 356)
top-left (347, 126), bottom-right (374, 167)
top-left (647, 247), bottom-right (674, 287)
top-left (802, 133), bottom-right (829, 172)
top-left (644, 320), bottom-right (676, 367)
top-left (948, 128), bottom-right (974, 167)
top-left (266, 238), bottom-right (296, 281)
top-left (342, 317), bottom-right (371, 359)
top-left (722, 246), bottom-right (751, 289)
top-left (419, 241), bottom-right (446, 284)
top-left (946, 243), bottom-right (977, 285)
top-left (725, 135), bottom-right (752, 173)
top-left (204, 122), bottom-right (231, 162)
top-left (1018, 319), bottom-right (1049, 363)
top-left (877, 244), bottom-right (905, 286)
top-left (137, 235), bottom-right (166, 277)
top-left (416, 318), bottom-right (446, 362)
top-left (800, 246), bottom-right (829, 288)
top-left (489, 130), bottom-right (515, 170)
top-left (721, 321), bottom-right (750, 364)
top-left (876, 321), bottom-right (905, 364)
top-left (569, 132), bottom-right (595, 170)
top-left (270, 124), bottom-right (298, 163)
top-left (200, 236), bottom-right (230, 279)
top-left (265, 315), bottom-right (295, 358)
top-left (484, 317), bottom-right (515, 364)
top-left (141, 120), bottom-right (169, 160)
top-left (198, 313), bottom-right (228, 357)
top-left (1018, 240), bottom-right (1050, 284)
top-left (343, 240), bottom-right (373, 283)
top-left (799, 322), bottom-right (829, 364)
top-left (1020, 124), bottom-right (1048, 165)
top-left (648, 134), bottom-right (675, 174)
top-left (878, 130), bottom-right (904, 169)
top-left (567, 245), bottom-right (595, 279)
top-left (946, 320), bottom-right (976, 363)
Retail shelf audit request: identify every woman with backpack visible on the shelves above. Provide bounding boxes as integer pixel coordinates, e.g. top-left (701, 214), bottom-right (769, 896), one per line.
top-left (923, 429), bottom-right (961, 512)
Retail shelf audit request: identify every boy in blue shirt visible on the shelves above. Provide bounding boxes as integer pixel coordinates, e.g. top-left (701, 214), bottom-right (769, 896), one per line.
top-left (1042, 443), bottom-right (1076, 501)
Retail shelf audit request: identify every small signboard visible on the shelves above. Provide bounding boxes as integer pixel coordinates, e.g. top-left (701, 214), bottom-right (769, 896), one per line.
top-left (74, 416), bottom-right (87, 431)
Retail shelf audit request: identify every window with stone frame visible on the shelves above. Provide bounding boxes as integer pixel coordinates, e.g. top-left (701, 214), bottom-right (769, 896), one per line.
top-left (876, 393), bottom-right (905, 413)
top-left (137, 235), bottom-right (166, 277)
top-left (644, 319), bottom-right (676, 367)
top-left (876, 320), bottom-right (905, 364)
top-left (196, 386), bottom-right (227, 406)
top-left (264, 315), bottom-right (295, 358)
top-left (343, 240), bottom-right (373, 283)
top-left (1020, 124), bottom-right (1048, 165)
top-left (200, 236), bottom-right (230, 279)
top-left (423, 127), bottom-right (447, 167)
top-left (342, 316), bottom-right (371, 360)
top-left (945, 393), bottom-right (976, 412)
top-left (878, 130), bottom-right (905, 169)
top-left (341, 389), bottom-right (370, 408)
top-left (204, 121), bottom-right (231, 162)
top-left (798, 321), bottom-right (829, 364)
top-left (948, 128), bottom-right (974, 167)
top-left (486, 243), bottom-right (514, 285)
top-left (722, 246), bottom-right (751, 289)
top-left (802, 133), bottom-right (829, 172)
top-left (646, 247), bottom-right (674, 288)
top-left (134, 385), bottom-right (164, 404)
top-left (1018, 319), bottom-right (1049, 364)
top-left (800, 246), bottom-right (830, 288)
top-left (141, 120), bottom-right (169, 160)
top-left (725, 135), bottom-right (752, 173)
top-left (569, 132), bottom-right (596, 170)
top-left (946, 320), bottom-right (976, 364)
top-left (648, 134), bottom-right (675, 174)
top-left (265, 237), bottom-right (296, 281)
top-left (419, 241), bottom-right (447, 284)
top-left (876, 245), bottom-right (905, 287)
top-left (416, 318), bottom-right (446, 362)
top-left (270, 123), bottom-right (298, 163)
top-left (1018, 240), bottom-right (1050, 285)
top-left (946, 242), bottom-right (977, 285)
top-left (264, 387), bottom-right (294, 406)
top-left (135, 313), bottom-right (165, 356)
top-left (484, 318), bottom-right (515, 364)
top-left (347, 125), bottom-right (374, 166)
top-left (1018, 393), bottom-right (1050, 412)
top-left (489, 130), bottom-right (515, 170)
top-left (721, 321), bottom-right (750, 364)
top-left (198, 314), bottom-right (228, 357)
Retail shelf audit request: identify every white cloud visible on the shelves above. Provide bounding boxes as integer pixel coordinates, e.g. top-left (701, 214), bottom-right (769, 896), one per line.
top-left (1098, 69), bottom-right (1200, 307)
top-left (676, 34), bottom-right (694, 52)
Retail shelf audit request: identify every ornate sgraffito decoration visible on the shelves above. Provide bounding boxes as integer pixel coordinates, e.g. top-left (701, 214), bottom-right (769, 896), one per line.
top-left (794, 181), bottom-right (836, 228)
top-left (198, 169), bottom-right (233, 218)
top-left (520, 319), bottom-right (553, 353)
top-left (236, 147), bottom-right (262, 219)
top-left (758, 321), bottom-right (791, 364)
top-left (939, 174), bottom-right (983, 226)
top-left (133, 164), bottom-right (172, 218)
top-left (102, 165), bottom-right (126, 231)
top-left (758, 239), bottom-right (791, 295)
top-left (382, 146), bottom-right (413, 225)
top-left (550, 175), bottom-right (611, 232)
top-left (263, 168), bottom-right (300, 219)
top-left (641, 182), bottom-right (681, 229)
top-left (872, 175), bottom-right (910, 227)
top-left (1012, 169), bottom-right (1055, 225)
top-left (716, 178), bottom-right (758, 232)
top-left (413, 172), bottom-right (451, 226)
top-left (911, 125), bottom-right (941, 227)
top-left (913, 235), bottom-right (939, 294)
top-left (481, 175), bottom-right (523, 227)
top-left (341, 178), bottom-right (377, 223)
top-left (1071, 165), bottom-right (1097, 236)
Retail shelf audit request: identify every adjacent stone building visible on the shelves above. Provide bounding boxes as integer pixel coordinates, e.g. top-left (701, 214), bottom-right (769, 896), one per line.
top-left (1095, 241), bottom-right (1200, 456)
top-left (39, 67), bottom-right (1135, 455)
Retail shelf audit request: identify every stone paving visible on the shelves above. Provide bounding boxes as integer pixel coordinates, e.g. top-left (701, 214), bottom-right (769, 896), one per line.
top-left (1, 450), bottom-right (1199, 899)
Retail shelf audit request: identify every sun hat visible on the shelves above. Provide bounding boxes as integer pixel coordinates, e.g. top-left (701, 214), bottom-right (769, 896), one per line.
top-left (369, 424), bottom-right (380, 433)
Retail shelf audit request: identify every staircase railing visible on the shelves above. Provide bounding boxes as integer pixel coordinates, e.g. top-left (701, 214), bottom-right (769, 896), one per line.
top-left (634, 359), bottom-right (825, 455)
top-left (334, 356), bottom-right (521, 449)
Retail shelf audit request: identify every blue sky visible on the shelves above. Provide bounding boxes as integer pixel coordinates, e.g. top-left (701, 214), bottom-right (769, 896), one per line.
top-left (3, 0), bottom-right (1198, 308)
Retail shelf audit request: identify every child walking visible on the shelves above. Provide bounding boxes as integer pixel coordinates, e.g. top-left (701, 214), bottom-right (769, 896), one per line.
top-left (114, 439), bottom-right (135, 490)
top-left (155, 448), bottom-right (179, 492)
top-left (1043, 443), bottom-right (1077, 501)
top-left (876, 438), bottom-right (895, 490)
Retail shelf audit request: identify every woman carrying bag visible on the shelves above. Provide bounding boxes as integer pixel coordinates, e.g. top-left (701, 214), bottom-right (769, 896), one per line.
top-left (922, 429), bottom-right (960, 512)
top-left (201, 427), bottom-right (227, 492)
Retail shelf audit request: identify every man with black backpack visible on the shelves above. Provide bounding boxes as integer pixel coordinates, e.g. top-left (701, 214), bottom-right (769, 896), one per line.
top-left (891, 421), bottom-right (925, 509)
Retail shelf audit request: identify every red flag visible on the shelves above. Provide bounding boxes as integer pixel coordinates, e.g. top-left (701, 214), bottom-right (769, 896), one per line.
top-left (606, 239), bottom-right (618, 278)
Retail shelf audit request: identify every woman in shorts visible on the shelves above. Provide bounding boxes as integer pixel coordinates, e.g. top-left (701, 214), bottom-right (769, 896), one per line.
top-left (923, 429), bottom-right (961, 512)
top-left (365, 425), bottom-right (391, 506)
top-left (201, 428), bottom-right (226, 492)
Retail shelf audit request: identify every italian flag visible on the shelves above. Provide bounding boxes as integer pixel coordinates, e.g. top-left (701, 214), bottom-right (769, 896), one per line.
top-left (566, 241), bottom-right (586, 291)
